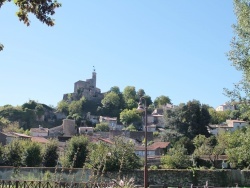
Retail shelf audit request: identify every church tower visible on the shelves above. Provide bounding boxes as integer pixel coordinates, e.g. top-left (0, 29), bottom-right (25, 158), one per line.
top-left (92, 66), bottom-right (96, 88)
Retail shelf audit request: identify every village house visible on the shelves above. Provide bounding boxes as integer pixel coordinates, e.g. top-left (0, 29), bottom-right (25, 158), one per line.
top-left (208, 119), bottom-right (247, 135)
top-left (0, 132), bottom-right (31, 145)
top-left (216, 103), bottom-right (235, 111)
top-left (135, 142), bottom-right (170, 157)
top-left (79, 127), bottom-right (94, 135)
top-left (99, 116), bottom-right (118, 130)
top-left (30, 125), bottom-right (49, 137)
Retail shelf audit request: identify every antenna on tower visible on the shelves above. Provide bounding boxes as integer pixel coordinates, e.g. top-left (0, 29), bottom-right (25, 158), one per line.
top-left (93, 66), bottom-right (96, 72)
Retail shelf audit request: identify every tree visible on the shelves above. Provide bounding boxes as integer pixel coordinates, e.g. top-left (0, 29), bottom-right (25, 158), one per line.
top-left (86, 137), bottom-right (141, 173)
top-left (0, 0), bottom-right (61, 51)
top-left (22, 141), bottom-right (42, 167)
top-left (35, 104), bottom-right (45, 119)
top-left (3, 139), bottom-right (23, 166)
top-left (101, 91), bottom-right (121, 117)
top-left (42, 139), bottom-right (59, 167)
top-left (154, 95), bottom-right (171, 108)
top-left (57, 100), bottom-right (69, 115)
top-left (225, 0), bottom-right (250, 119)
top-left (94, 122), bottom-right (110, 132)
top-left (123, 86), bottom-right (137, 109)
top-left (163, 100), bottom-right (210, 139)
top-left (124, 124), bottom-right (137, 132)
top-left (136, 89), bottom-right (145, 99)
top-left (160, 146), bottom-right (191, 169)
top-left (61, 135), bottom-right (89, 168)
top-left (68, 97), bottom-right (86, 116)
top-left (120, 109), bottom-right (141, 126)
top-left (193, 135), bottom-right (224, 167)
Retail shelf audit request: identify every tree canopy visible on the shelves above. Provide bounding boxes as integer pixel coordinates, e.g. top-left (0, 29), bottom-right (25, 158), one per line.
top-left (0, 0), bottom-right (61, 51)
top-left (225, 0), bottom-right (250, 119)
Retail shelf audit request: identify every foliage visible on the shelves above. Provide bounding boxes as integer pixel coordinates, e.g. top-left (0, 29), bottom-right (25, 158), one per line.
top-left (22, 141), bottom-right (42, 167)
top-left (159, 129), bottom-right (183, 143)
top-left (123, 86), bottom-right (136, 102)
top-left (225, 0), bottom-right (250, 120)
top-left (3, 139), bottom-right (23, 166)
top-left (219, 126), bottom-right (250, 169)
top-left (2, 121), bottom-right (25, 133)
top-left (35, 104), bottom-right (45, 118)
top-left (0, 0), bottom-right (61, 51)
top-left (68, 97), bottom-right (86, 116)
top-left (42, 139), bottom-right (59, 167)
top-left (120, 109), bottom-right (141, 126)
top-left (154, 95), bottom-right (171, 108)
top-left (208, 108), bottom-right (231, 124)
top-left (164, 100), bottom-right (210, 139)
top-left (86, 137), bottom-right (141, 174)
top-left (101, 91), bottom-right (121, 117)
top-left (94, 122), bottom-right (110, 132)
top-left (61, 135), bottom-right (89, 168)
top-left (57, 100), bottom-right (69, 115)
top-left (193, 135), bottom-right (224, 167)
top-left (174, 136), bottom-right (195, 155)
top-left (160, 146), bottom-right (192, 169)
top-left (124, 124), bottom-right (137, 131)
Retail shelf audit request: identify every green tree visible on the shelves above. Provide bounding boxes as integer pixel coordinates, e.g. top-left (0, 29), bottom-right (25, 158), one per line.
top-left (35, 104), bottom-right (45, 119)
top-left (61, 135), bottom-right (89, 168)
top-left (154, 95), bottom-right (171, 108)
top-left (0, 0), bottom-right (61, 51)
top-left (101, 91), bottom-right (121, 117)
top-left (22, 141), bottom-right (42, 167)
top-left (225, 0), bottom-right (250, 119)
top-left (160, 146), bottom-right (191, 169)
top-left (42, 139), bottom-right (59, 167)
top-left (86, 137), bottom-right (141, 173)
top-left (3, 139), bottom-right (23, 166)
top-left (208, 108), bottom-right (231, 124)
top-left (193, 135), bottom-right (224, 167)
top-left (57, 100), bottom-right (69, 115)
top-left (94, 122), bottom-right (110, 132)
top-left (164, 100), bottom-right (210, 139)
top-left (136, 89), bottom-right (145, 98)
top-left (124, 124), bottom-right (137, 131)
top-left (220, 127), bottom-right (250, 169)
top-left (68, 97), bottom-right (86, 116)
top-left (123, 86), bottom-right (137, 109)
top-left (120, 109), bottom-right (141, 126)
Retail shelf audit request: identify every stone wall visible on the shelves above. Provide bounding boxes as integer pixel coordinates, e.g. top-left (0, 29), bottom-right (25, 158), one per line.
top-left (0, 167), bottom-right (248, 187)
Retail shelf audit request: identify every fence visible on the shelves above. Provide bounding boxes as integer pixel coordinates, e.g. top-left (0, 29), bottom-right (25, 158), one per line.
top-left (0, 180), bottom-right (241, 188)
top-left (0, 180), bottom-right (115, 188)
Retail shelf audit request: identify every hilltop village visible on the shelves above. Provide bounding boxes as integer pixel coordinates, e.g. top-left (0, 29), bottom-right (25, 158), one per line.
top-left (0, 70), bottom-right (248, 168)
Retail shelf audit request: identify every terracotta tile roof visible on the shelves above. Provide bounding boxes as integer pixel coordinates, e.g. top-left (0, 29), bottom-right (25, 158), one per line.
top-left (31, 137), bottom-right (50, 144)
top-left (149, 142), bottom-right (170, 150)
top-left (135, 142), bottom-right (170, 151)
top-left (11, 132), bottom-right (31, 138)
top-left (98, 138), bottom-right (114, 144)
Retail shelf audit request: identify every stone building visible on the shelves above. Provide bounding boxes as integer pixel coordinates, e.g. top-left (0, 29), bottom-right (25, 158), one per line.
top-left (63, 70), bottom-right (104, 102)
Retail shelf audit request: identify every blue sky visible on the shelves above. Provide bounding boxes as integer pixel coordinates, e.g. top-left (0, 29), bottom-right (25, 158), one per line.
top-left (0, 1), bottom-right (242, 108)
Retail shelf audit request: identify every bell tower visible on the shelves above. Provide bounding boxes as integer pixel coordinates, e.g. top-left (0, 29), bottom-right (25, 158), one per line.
top-left (92, 66), bottom-right (96, 88)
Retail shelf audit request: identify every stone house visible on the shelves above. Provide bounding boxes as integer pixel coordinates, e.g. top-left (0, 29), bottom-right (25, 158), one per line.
top-left (79, 127), bottom-right (94, 135)
top-left (208, 119), bottom-right (247, 135)
top-left (99, 116), bottom-right (117, 130)
top-left (0, 132), bottom-right (31, 145)
top-left (30, 125), bottom-right (49, 137)
top-left (135, 142), bottom-right (170, 157)
top-left (216, 103), bottom-right (235, 111)
top-left (109, 130), bottom-right (154, 144)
